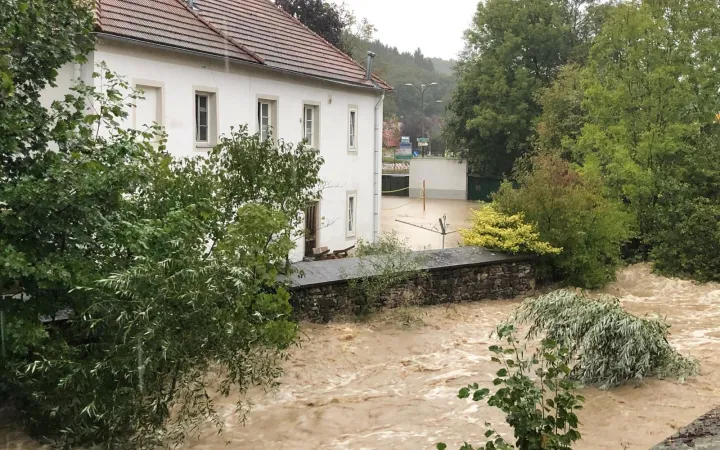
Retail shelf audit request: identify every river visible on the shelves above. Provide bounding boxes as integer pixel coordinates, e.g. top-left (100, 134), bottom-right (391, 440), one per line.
top-left (2, 266), bottom-right (719, 449)
top-left (181, 263), bottom-right (720, 449)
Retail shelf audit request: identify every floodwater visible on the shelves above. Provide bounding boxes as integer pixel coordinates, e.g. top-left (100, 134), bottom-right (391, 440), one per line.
top-left (2, 265), bottom-right (720, 449)
top-left (187, 264), bottom-right (719, 450)
top-left (381, 197), bottom-right (477, 250)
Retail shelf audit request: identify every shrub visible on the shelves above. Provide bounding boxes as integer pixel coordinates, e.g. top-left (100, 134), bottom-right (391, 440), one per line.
top-left (438, 325), bottom-right (584, 450)
top-left (493, 154), bottom-right (635, 288)
top-left (347, 232), bottom-right (426, 323)
top-left (511, 290), bottom-right (698, 389)
top-left (460, 204), bottom-right (561, 255)
top-left (1, 6), bottom-right (324, 442)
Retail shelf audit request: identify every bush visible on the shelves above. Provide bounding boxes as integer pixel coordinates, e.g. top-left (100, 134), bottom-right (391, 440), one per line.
top-left (460, 204), bottom-right (561, 255)
top-left (1, 6), bottom-right (324, 442)
top-left (493, 154), bottom-right (635, 288)
top-left (511, 290), bottom-right (698, 389)
top-left (347, 233), bottom-right (426, 323)
top-left (438, 325), bottom-right (584, 450)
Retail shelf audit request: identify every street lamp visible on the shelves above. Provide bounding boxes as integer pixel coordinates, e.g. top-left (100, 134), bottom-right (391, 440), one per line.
top-left (404, 82), bottom-right (438, 156)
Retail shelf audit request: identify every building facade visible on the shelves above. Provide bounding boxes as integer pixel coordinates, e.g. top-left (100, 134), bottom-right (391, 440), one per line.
top-left (43, 0), bottom-right (390, 261)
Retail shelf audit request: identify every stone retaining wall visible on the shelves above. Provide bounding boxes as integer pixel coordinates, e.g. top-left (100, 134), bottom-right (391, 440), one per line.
top-left (288, 247), bottom-right (535, 322)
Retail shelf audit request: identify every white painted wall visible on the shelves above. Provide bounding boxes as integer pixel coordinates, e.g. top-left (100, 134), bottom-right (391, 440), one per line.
top-left (45, 39), bottom-right (383, 261)
top-left (409, 158), bottom-right (468, 200)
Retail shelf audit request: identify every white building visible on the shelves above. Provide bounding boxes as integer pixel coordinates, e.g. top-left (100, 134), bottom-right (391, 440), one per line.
top-left (43, 0), bottom-right (391, 261)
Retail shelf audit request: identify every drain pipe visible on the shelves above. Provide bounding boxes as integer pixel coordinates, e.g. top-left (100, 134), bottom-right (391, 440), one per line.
top-left (373, 91), bottom-right (384, 243)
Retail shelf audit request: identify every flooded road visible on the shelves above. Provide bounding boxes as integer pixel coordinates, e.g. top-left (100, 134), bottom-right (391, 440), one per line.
top-left (2, 264), bottom-right (719, 449)
top-left (185, 264), bottom-right (720, 450)
top-left (381, 197), bottom-right (477, 250)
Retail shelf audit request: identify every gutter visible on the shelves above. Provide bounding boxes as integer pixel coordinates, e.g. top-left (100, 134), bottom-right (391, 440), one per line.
top-left (373, 91), bottom-right (385, 243)
top-left (94, 33), bottom-right (391, 93)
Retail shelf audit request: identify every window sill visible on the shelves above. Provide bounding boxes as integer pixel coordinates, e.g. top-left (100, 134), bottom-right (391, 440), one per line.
top-left (347, 149), bottom-right (358, 154)
top-left (195, 143), bottom-right (215, 150)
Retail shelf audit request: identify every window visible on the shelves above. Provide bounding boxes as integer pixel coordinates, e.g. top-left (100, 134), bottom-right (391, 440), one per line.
top-left (304, 106), bottom-right (314, 145)
top-left (303, 104), bottom-right (319, 148)
top-left (134, 84), bottom-right (162, 130)
top-left (346, 192), bottom-right (357, 237)
top-left (195, 93), bottom-right (209, 142)
top-left (194, 89), bottom-right (217, 146)
top-left (258, 100), bottom-right (272, 141)
top-left (348, 107), bottom-right (358, 151)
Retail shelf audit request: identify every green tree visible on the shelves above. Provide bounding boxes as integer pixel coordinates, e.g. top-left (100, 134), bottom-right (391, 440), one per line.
top-left (493, 154), bottom-right (635, 288)
top-left (1, 1), bottom-right (325, 446)
top-left (447, 0), bottom-right (599, 176)
top-left (275, 0), bottom-right (348, 52)
top-left (575, 0), bottom-right (720, 269)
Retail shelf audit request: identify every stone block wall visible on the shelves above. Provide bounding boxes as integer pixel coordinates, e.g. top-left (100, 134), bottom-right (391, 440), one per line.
top-left (291, 260), bottom-right (535, 322)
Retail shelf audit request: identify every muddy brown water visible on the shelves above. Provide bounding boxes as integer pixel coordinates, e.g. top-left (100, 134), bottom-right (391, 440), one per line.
top-left (2, 264), bottom-right (719, 449)
top-left (381, 197), bottom-right (477, 250)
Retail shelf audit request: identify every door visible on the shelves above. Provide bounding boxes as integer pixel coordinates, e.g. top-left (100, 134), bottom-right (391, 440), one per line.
top-left (304, 203), bottom-right (319, 256)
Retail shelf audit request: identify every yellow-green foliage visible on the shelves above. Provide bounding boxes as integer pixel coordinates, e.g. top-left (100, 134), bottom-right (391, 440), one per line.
top-left (461, 205), bottom-right (561, 255)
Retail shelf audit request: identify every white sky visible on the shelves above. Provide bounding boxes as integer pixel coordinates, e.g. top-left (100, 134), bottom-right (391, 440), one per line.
top-left (330, 0), bottom-right (479, 60)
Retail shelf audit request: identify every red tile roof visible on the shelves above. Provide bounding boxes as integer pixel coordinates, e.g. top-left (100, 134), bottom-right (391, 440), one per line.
top-left (95, 0), bottom-right (391, 90)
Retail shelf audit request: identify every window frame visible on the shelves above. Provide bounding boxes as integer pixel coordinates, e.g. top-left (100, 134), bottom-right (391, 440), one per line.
top-left (348, 105), bottom-right (358, 152)
top-left (256, 95), bottom-right (279, 143)
top-left (192, 86), bottom-right (218, 149)
top-left (196, 93), bottom-right (209, 143)
top-left (302, 101), bottom-right (320, 149)
top-left (346, 190), bottom-right (357, 238)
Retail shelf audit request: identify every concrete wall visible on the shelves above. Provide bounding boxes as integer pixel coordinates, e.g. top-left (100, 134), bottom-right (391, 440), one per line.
top-left (43, 38), bottom-right (383, 261)
top-left (409, 158), bottom-right (467, 199)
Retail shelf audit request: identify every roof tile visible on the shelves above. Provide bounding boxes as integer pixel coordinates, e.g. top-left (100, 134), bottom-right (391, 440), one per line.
top-left (95, 0), bottom-right (391, 90)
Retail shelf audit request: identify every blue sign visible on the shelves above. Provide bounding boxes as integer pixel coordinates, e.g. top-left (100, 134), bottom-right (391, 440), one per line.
top-left (412, 149), bottom-right (420, 157)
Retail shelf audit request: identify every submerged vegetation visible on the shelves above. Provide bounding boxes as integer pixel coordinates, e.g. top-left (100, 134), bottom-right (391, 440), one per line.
top-left (512, 290), bottom-right (698, 389)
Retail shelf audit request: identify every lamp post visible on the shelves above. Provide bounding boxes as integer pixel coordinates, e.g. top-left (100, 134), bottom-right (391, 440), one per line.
top-left (435, 100), bottom-right (445, 156)
top-left (405, 82), bottom-right (438, 157)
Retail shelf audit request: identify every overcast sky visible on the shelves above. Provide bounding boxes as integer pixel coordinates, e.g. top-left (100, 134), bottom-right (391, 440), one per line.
top-left (329, 0), bottom-right (479, 60)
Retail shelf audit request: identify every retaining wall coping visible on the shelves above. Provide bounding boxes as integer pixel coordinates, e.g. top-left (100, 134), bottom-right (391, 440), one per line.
top-left (286, 247), bottom-right (533, 288)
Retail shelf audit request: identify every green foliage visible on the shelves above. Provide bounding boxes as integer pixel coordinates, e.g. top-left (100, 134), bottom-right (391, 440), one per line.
top-left (0, 3), bottom-right (325, 443)
top-left (512, 290), bottom-right (699, 389)
top-left (493, 154), bottom-right (634, 288)
top-left (574, 0), bottom-right (720, 268)
top-left (438, 325), bottom-right (584, 450)
top-left (347, 233), bottom-right (426, 322)
top-left (447, 0), bottom-right (601, 176)
top-left (535, 64), bottom-right (585, 158)
top-left (460, 205), bottom-right (561, 255)
top-left (275, 0), bottom-right (347, 52)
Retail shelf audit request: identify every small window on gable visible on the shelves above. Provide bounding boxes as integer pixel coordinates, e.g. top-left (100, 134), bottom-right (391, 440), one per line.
top-left (194, 90), bottom-right (216, 146)
top-left (303, 104), bottom-right (319, 148)
top-left (346, 191), bottom-right (357, 238)
top-left (258, 99), bottom-right (277, 142)
top-left (348, 107), bottom-right (358, 151)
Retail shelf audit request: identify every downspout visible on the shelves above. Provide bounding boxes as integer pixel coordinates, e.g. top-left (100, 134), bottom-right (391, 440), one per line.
top-left (373, 91), bottom-right (384, 244)
top-left (366, 51), bottom-right (382, 244)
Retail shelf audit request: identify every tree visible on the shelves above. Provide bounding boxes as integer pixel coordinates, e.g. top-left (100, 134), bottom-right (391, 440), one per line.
top-left (275, 0), bottom-right (347, 52)
top-left (493, 154), bottom-right (635, 288)
top-left (446, 0), bottom-right (599, 176)
top-left (575, 0), bottom-right (720, 268)
top-left (1, 1), bottom-right (324, 446)
top-left (513, 290), bottom-right (698, 388)
top-left (339, 4), bottom-right (376, 59)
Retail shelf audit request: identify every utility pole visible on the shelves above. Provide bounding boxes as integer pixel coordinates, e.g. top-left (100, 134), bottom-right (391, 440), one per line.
top-left (404, 82), bottom-right (438, 157)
